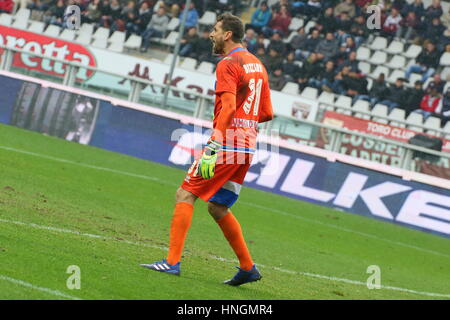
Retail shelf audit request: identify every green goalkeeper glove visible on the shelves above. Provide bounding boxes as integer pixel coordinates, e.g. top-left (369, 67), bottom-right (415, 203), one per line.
top-left (198, 140), bottom-right (222, 179)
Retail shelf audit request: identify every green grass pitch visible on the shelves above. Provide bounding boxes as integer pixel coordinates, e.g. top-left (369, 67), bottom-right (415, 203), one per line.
top-left (0, 123), bottom-right (449, 300)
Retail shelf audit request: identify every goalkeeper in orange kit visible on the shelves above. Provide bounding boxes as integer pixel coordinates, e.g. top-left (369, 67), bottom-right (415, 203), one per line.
top-left (141, 13), bottom-right (274, 286)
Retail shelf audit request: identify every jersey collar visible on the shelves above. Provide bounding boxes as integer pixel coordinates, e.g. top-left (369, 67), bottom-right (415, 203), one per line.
top-left (225, 47), bottom-right (247, 57)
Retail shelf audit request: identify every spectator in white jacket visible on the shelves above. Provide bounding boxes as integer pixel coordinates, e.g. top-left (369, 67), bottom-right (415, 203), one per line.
top-left (383, 8), bottom-right (403, 36)
top-left (441, 6), bottom-right (450, 28)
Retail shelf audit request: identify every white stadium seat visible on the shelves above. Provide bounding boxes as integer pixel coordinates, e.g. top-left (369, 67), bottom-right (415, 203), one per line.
top-left (92, 38), bottom-right (108, 49)
top-left (356, 46), bottom-right (371, 61)
top-left (440, 67), bottom-right (450, 82)
top-left (334, 95), bottom-right (352, 115)
top-left (79, 23), bottom-right (95, 35)
top-left (108, 41), bottom-right (124, 52)
top-left (318, 91), bottom-right (335, 111)
top-left (28, 21), bottom-right (45, 33)
top-left (404, 44), bottom-right (422, 59)
top-left (440, 52), bottom-right (450, 67)
top-left (385, 40), bottom-right (404, 55)
top-left (77, 33), bottom-right (93, 45)
top-left (12, 13), bottom-right (28, 29)
top-left (0, 13), bottom-right (13, 26)
top-left (422, 0), bottom-right (433, 8)
top-left (167, 17), bottom-right (180, 32)
top-left (406, 112), bottom-right (424, 132)
top-left (160, 31), bottom-right (179, 47)
top-left (124, 34), bottom-right (142, 50)
top-left (109, 31), bottom-right (125, 44)
top-left (107, 31), bottom-right (125, 52)
top-left (199, 11), bottom-right (216, 26)
top-left (284, 31), bottom-right (297, 44)
top-left (366, 77), bottom-right (373, 90)
top-left (442, 1), bottom-right (450, 14)
top-left (353, 100), bottom-right (371, 120)
top-left (43, 25), bottom-right (61, 38)
top-left (60, 29), bottom-right (76, 41)
top-left (369, 65), bottom-right (389, 79)
top-left (387, 69), bottom-right (406, 84)
top-left (405, 58), bottom-right (416, 69)
top-left (444, 81), bottom-right (450, 92)
top-left (358, 61), bottom-right (371, 75)
top-left (76, 24), bottom-right (94, 45)
top-left (294, 61), bottom-right (303, 68)
top-left (304, 20), bottom-right (316, 33)
top-left (369, 36), bottom-right (388, 51)
top-left (288, 17), bottom-right (304, 31)
top-left (368, 50), bottom-right (387, 65)
top-left (14, 8), bottom-right (30, 20)
top-left (387, 55), bottom-right (406, 70)
top-left (423, 116), bottom-right (442, 136)
top-left (409, 73), bottom-right (422, 86)
top-left (423, 76), bottom-right (433, 89)
top-left (197, 61), bottom-right (214, 74)
top-left (371, 104), bottom-right (389, 124)
top-left (281, 82), bottom-right (299, 95)
top-left (443, 122), bottom-right (450, 139)
top-left (93, 27), bottom-right (110, 40)
top-left (163, 54), bottom-right (180, 66)
top-left (300, 87), bottom-right (318, 100)
top-left (389, 108), bottom-right (406, 128)
top-left (13, 8), bottom-right (30, 28)
top-left (180, 57), bottom-right (197, 71)
top-left (12, 20), bottom-right (28, 29)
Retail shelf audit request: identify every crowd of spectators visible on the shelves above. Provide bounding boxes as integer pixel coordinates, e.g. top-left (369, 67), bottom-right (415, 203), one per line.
top-left (20, 0), bottom-right (450, 125)
top-left (25, 0), bottom-right (223, 60)
top-left (243, 0), bottom-right (450, 126)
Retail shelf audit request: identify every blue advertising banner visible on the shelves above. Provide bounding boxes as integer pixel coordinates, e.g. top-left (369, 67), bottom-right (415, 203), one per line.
top-left (90, 102), bottom-right (186, 165)
top-left (89, 102), bottom-right (450, 238)
top-left (0, 75), bottom-right (23, 124)
top-left (1, 78), bottom-right (102, 144)
top-left (1, 76), bottom-right (449, 239)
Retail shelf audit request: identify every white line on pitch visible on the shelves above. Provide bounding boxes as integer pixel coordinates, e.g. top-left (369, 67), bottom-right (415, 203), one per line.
top-left (0, 274), bottom-right (82, 300)
top-left (0, 218), bottom-right (167, 252)
top-left (1, 145), bottom-right (449, 260)
top-left (1, 217), bottom-right (450, 299)
top-left (240, 201), bottom-right (450, 260)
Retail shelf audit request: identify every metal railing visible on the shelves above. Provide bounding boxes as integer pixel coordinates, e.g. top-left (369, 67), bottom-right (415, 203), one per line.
top-left (1, 44), bottom-right (449, 178)
top-left (0, 45), bottom-right (214, 118)
top-left (269, 114), bottom-right (450, 172)
top-left (316, 101), bottom-right (449, 137)
top-left (3, 44), bottom-right (448, 136)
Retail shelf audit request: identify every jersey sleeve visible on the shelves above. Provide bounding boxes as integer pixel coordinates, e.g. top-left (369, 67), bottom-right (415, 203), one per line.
top-left (258, 76), bottom-right (274, 123)
top-left (215, 59), bottom-right (240, 95)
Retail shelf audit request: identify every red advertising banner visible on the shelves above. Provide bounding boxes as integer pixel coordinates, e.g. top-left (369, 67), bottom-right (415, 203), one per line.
top-left (0, 25), bottom-right (96, 80)
top-left (322, 111), bottom-right (450, 153)
top-left (320, 111), bottom-right (450, 179)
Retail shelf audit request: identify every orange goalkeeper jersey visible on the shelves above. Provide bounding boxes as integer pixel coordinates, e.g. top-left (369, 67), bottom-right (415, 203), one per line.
top-left (213, 47), bottom-right (273, 153)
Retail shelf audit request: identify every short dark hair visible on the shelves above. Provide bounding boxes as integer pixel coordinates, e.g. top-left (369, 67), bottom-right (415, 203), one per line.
top-left (217, 13), bottom-right (244, 43)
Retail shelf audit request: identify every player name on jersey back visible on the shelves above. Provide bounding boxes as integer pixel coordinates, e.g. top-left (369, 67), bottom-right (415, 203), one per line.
top-left (243, 63), bottom-right (263, 74)
top-left (231, 118), bottom-right (258, 129)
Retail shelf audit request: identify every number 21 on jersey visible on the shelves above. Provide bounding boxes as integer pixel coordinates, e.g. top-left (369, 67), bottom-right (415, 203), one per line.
top-left (243, 78), bottom-right (262, 116)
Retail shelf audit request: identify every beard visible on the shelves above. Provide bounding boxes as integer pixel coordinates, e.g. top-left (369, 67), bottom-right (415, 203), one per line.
top-left (212, 39), bottom-right (225, 55)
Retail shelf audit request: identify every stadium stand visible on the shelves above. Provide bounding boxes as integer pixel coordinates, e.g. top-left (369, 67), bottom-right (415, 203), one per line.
top-left (3, 0), bottom-right (450, 133)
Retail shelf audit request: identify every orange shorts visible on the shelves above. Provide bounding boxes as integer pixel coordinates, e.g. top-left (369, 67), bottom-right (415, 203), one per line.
top-left (181, 151), bottom-right (253, 208)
